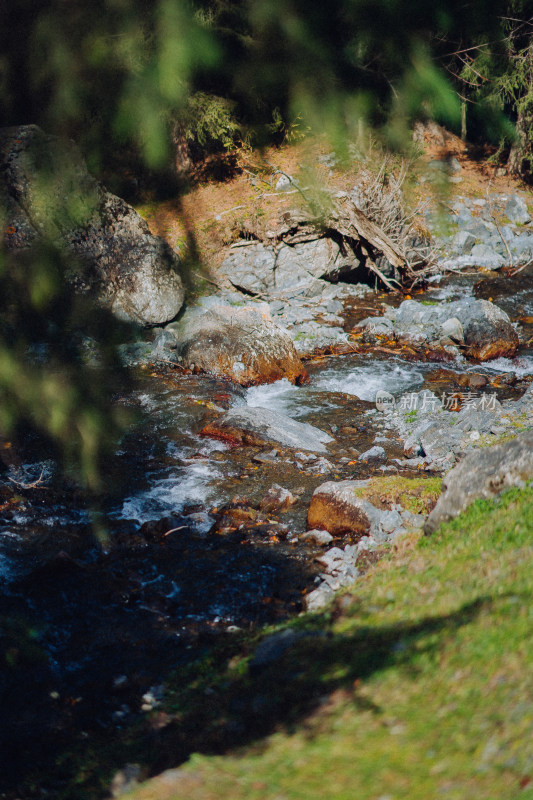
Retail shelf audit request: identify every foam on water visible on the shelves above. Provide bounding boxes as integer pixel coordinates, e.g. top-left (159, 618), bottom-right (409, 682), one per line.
top-left (118, 458), bottom-right (226, 525)
top-left (246, 378), bottom-right (300, 412)
top-left (482, 354), bottom-right (533, 377)
top-left (314, 360), bottom-right (424, 401)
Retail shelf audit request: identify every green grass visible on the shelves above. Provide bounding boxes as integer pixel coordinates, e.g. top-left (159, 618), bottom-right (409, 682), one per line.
top-left (354, 475), bottom-right (442, 514)
top-left (130, 485), bottom-right (533, 800)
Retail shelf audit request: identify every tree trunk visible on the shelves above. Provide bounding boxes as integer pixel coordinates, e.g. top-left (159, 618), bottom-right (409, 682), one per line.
top-left (171, 122), bottom-right (193, 178)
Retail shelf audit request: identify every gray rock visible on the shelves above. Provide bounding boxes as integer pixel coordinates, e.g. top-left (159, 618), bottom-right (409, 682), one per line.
top-left (307, 456), bottom-right (335, 474)
top-left (324, 298), bottom-right (344, 314)
top-left (451, 230), bottom-right (476, 255)
top-left (316, 546), bottom-right (348, 570)
top-left (511, 233), bottom-right (533, 258)
top-left (290, 322), bottom-right (346, 354)
top-left (300, 529), bottom-right (334, 546)
top-left (425, 430), bottom-right (533, 533)
top-left (441, 317), bottom-right (464, 343)
top-left (202, 406), bottom-right (334, 452)
top-left (470, 244), bottom-right (505, 270)
top-left (356, 317), bottom-right (395, 337)
top-left (505, 194), bottom-right (530, 225)
top-left (304, 583), bottom-right (335, 611)
top-left (358, 445), bottom-right (387, 462)
top-left (401, 510), bottom-right (426, 529)
top-left (380, 509), bottom-right (403, 533)
top-left (151, 330), bottom-right (178, 360)
top-left (391, 298), bottom-right (517, 360)
top-left (0, 125), bottom-right (184, 326)
top-left (219, 244), bottom-right (276, 295)
top-left (220, 236), bottom-right (360, 300)
top-left (456, 207), bottom-right (473, 227)
top-left (276, 240), bottom-right (343, 288)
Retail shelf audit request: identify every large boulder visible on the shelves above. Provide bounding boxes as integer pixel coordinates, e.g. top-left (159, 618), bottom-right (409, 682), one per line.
top-left (201, 406), bottom-right (334, 452)
top-left (425, 430), bottom-right (533, 534)
top-left (219, 239), bottom-right (359, 299)
top-left (359, 298), bottom-right (518, 360)
top-left (168, 303), bottom-right (308, 385)
top-left (0, 125), bottom-right (184, 326)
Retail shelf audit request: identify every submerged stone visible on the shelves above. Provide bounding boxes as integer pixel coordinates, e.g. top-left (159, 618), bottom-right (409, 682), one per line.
top-left (201, 406), bottom-right (334, 452)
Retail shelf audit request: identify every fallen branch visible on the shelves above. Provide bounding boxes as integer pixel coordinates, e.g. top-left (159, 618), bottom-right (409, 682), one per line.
top-left (8, 467), bottom-right (47, 490)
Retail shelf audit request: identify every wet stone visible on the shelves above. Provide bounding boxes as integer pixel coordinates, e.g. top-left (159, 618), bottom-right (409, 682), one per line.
top-left (300, 529), bottom-right (334, 546)
top-left (259, 484), bottom-right (297, 513)
top-left (202, 407), bottom-right (334, 453)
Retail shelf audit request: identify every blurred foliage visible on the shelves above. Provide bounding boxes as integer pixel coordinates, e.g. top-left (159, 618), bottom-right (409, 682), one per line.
top-left (0, 0), bottom-right (521, 487)
top-left (438, 1), bottom-right (533, 171)
top-left (0, 243), bottom-right (131, 489)
top-left (176, 91), bottom-right (241, 153)
top-left (0, 0), bottom-right (510, 168)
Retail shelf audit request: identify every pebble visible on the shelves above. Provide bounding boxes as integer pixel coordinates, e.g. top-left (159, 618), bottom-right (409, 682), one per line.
top-left (300, 529), bottom-right (334, 546)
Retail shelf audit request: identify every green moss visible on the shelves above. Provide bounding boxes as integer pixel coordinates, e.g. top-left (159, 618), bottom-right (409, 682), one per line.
top-left (354, 475), bottom-right (442, 514)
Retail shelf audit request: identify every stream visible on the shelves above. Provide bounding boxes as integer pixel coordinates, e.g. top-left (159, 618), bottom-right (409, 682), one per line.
top-left (1, 268), bottom-right (532, 793)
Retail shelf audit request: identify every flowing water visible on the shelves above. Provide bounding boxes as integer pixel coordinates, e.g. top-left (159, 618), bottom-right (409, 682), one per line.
top-left (1, 271), bottom-right (532, 788)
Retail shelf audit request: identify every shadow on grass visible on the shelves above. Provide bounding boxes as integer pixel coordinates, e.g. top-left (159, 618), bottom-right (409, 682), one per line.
top-left (141, 595), bottom-right (489, 778)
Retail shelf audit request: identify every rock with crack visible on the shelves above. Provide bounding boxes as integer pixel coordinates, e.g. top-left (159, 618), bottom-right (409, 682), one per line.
top-left (219, 238), bottom-right (360, 299)
top-left (425, 430), bottom-right (533, 534)
top-left (167, 303), bottom-right (308, 385)
top-left (202, 407), bottom-right (334, 452)
top-left (0, 125), bottom-right (184, 326)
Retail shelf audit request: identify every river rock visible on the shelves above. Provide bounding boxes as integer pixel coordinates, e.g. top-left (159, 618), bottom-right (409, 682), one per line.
top-left (451, 230), bottom-right (476, 254)
top-left (505, 194), bottom-right (531, 225)
top-left (259, 484), bottom-right (297, 513)
top-left (201, 407), bottom-right (334, 452)
top-left (0, 125), bottom-right (184, 326)
top-left (469, 244), bottom-right (505, 270)
top-left (425, 430), bottom-right (533, 534)
top-left (300, 529), bottom-right (334, 546)
top-left (219, 238), bottom-right (360, 299)
top-left (358, 445), bottom-right (387, 462)
top-left (307, 480), bottom-right (385, 537)
top-left (168, 304), bottom-right (308, 385)
top-left (304, 583), bottom-right (335, 612)
top-left (462, 300), bottom-right (518, 360)
top-left (368, 298), bottom-right (518, 360)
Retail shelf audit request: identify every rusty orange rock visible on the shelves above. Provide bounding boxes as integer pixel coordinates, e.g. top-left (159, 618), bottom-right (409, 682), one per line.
top-left (169, 304), bottom-right (308, 386)
top-left (307, 480), bottom-right (382, 538)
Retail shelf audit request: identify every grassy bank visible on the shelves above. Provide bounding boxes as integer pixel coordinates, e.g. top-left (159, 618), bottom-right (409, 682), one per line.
top-left (131, 485), bottom-right (533, 800)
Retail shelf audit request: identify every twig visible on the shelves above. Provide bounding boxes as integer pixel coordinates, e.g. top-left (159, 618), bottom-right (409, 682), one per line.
top-left (7, 467), bottom-right (47, 490)
top-left (509, 258), bottom-right (533, 276)
top-left (162, 525), bottom-right (188, 537)
top-left (192, 270), bottom-right (225, 288)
